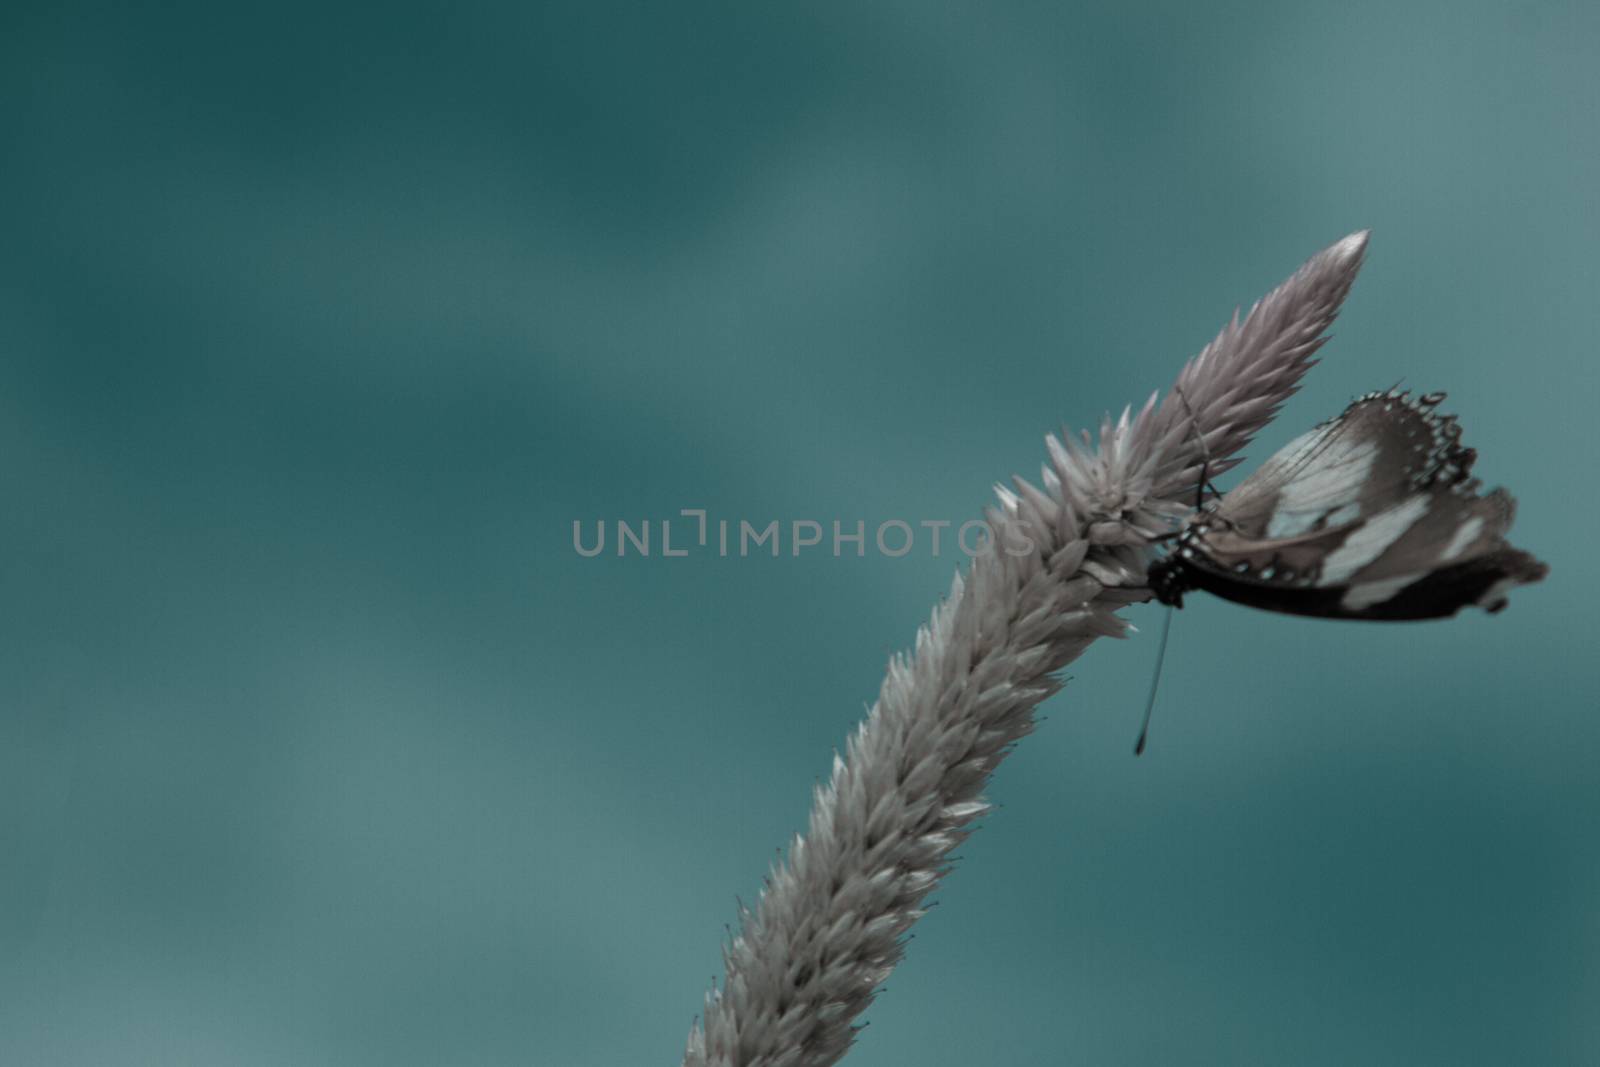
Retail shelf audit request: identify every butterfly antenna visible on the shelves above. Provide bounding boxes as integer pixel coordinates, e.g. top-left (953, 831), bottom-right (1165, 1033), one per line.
top-left (1173, 385), bottom-right (1219, 509)
top-left (1134, 604), bottom-right (1175, 756)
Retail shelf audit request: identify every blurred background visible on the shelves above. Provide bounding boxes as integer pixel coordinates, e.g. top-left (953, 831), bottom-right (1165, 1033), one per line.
top-left (3, 2), bottom-right (1596, 1064)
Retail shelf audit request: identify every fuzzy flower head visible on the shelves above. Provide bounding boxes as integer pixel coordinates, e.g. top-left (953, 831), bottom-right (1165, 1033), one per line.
top-left (1040, 396), bottom-right (1192, 547)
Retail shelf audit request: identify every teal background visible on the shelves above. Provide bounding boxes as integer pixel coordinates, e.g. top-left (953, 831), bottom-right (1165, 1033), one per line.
top-left (3, 3), bottom-right (1596, 1065)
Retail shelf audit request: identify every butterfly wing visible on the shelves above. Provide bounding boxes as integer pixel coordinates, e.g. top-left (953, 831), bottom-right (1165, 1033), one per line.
top-left (1211, 390), bottom-right (1471, 539)
top-left (1173, 390), bottom-right (1546, 619)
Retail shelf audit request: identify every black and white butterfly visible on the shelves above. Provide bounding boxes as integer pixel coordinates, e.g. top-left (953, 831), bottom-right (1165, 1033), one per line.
top-left (1147, 389), bottom-right (1547, 620)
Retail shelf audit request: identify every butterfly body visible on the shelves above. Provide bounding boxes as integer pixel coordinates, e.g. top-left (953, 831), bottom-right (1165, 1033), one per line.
top-left (1147, 390), bottom-right (1547, 620)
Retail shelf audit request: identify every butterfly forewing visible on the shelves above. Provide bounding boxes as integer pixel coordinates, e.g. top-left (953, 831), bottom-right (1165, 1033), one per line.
top-left (1210, 391), bottom-right (1469, 540)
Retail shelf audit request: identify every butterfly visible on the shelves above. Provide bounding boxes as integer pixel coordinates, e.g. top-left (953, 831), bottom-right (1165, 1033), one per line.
top-left (1146, 389), bottom-right (1547, 620)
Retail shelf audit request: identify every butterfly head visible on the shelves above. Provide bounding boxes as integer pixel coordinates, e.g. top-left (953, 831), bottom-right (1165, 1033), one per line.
top-left (1145, 551), bottom-right (1190, 608)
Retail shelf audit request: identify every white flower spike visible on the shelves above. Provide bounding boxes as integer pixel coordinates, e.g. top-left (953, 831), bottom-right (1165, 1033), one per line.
top-left (682, 232), bottom-right (1370, 1067)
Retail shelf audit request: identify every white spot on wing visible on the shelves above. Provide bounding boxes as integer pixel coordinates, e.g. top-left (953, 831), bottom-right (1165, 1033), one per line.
top-left (1267, 512), bottom-right (1318, 538)
top-left (1264, 437), bottom-right (1379, 538)
top-left (1441, 516), bottom-right (1485, 561)
top-left (1341, 572), bottom-right (1424, 611)
top-left (1476, 577), bottom-right (1516, 609)
top-left (1325, 503), bottom-right (1362, 527)
top-left (1320, 496), bottom-right (1431, 584)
